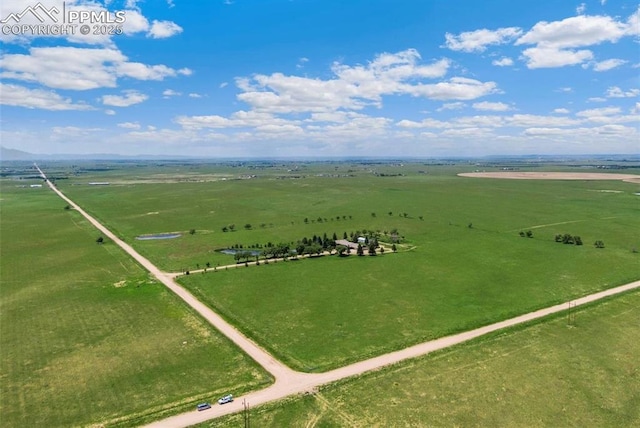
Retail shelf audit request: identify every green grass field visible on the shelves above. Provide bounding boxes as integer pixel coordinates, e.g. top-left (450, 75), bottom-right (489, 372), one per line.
top-left (53, 163), bottom-right (639, 371)
top-left (59, 164), bottom-right (640, 273)
top-left (208, 290), bottom-right (640, 427)
top-left (0, 183), bottom-right (272, 427)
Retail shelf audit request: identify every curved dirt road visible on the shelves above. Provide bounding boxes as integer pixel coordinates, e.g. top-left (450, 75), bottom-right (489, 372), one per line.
top-left (35, 165), bottom-right (640, 428)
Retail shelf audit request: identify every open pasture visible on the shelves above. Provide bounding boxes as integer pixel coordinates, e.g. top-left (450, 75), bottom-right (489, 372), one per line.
top-left (55, 162), bottom-right (640, 371)
top-left (208, 290), bottom-right (640, 427)
top-left (59, 162), bottom-right (640, 273)
top-left (0, 183), bottom-right (271, 427)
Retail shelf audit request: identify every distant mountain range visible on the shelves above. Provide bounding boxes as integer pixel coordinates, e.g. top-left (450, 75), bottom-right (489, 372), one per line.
top-left (1, 146), bottom-right (638, 162)
top-left (0, 146), bottom-right (196, 161)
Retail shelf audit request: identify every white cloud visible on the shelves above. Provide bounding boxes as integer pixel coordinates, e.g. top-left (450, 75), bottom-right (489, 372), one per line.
top-left (592, 58), bottom-right (627, 71)
top-left (506, 114), bottom-right (581, 127)
top-left (121, 9), bottom-right (183, 39)
top-left (441, 127), bottom-right (494, 137)
top-left (121, 9), bottom-right (151, 35)
top-left (515, 14), bottom-right (629, 69)
top-left (104, 109), bottom-right (116, 115)
top-left (576, 3), bottom-right (587, 15)
top-left (188, 93), bottom-right (203, 98)
top-left (102, 90), bottom-right (148, 107)
top-left (117, 122), bottom-right (141, 129)
top-left (230, 50), bottom-right (472, 114)
top-left (576, 106), bottom-right (621, 117)
top-left (148, 20), bottom-right (183, 38)
top-left (588, 97), bottom-right (607, 102)
top-left (472, 101), bottom-right (511, 111)
top-left (627, 7), bottom-right (640, 36)
top-left (437, 102), bottom-right (466, 111)
top-left (524, 124), bottom-right (636, 137)
top-left (520, 46), bottom-right (593, 69)
top-left (0, 83), bottom-right (93, 110)
top-left (296, 57), bottom-right (309, 69)
top-left (557, 87), bottom-right (573, 93)
top-left (444, 27), bottom-right (522, 52)
top-left (404, 77), bottom-right (499, 101)
top-left (0, 47), bottom-right (191, 90)
top-left (606, 86), bottom-right (640, 98)
top-left (163, 89), bottom-right (182, 97)
top-left (516, 14), bottom-right (627, 48)
top-left (553, 108), bottom-right (570, 114)
top-left (219, 82), bottom-right (228, 89)
top-left (176, 110), bottom-right (298, 129)
top-left (492, 57), bottom-right (514, 67)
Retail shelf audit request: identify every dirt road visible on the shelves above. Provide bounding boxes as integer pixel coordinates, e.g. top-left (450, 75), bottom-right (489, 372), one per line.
top-left (34, 164), bottom-right (640, 428)
top-left (458, 171), bottom-right (640, 182)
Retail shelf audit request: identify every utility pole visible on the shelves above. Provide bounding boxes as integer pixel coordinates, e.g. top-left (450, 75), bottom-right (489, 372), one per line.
top-left (243, 399), bottom-right (250, 428)
top-left (567, 302), bottom-right (576, 326)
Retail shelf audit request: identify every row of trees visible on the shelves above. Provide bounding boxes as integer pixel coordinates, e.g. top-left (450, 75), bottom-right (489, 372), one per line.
top-left (554, 233), bottom-right (606, 248)
top-left (225, 228), bottom-right (403, 254)
top-left (555, 234), bottom-right (583, 245)
top-left (304, 215), bottom-right (352, 223)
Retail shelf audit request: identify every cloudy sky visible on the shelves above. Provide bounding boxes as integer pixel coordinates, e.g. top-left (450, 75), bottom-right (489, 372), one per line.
top-left (0, 0), bottom-right (638, 157)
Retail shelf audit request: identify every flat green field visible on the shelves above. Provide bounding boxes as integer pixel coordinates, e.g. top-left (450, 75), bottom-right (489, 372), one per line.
top-left (0, 183), bottom-right (271, 427)
top-left (59, 164), bottom-right (640, 273)
top-left (54, 163), bottom-right (639, 371)
top-left (209, 290), bottom-right (640, 427)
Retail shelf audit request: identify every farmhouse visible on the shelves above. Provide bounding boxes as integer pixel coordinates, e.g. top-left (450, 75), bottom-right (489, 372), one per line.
top-left (335, 239), bottom-right (359, 250)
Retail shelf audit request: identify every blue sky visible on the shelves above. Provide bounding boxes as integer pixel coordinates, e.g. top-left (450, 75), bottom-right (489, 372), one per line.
top-left (0, 0), bottom-right (638, 157)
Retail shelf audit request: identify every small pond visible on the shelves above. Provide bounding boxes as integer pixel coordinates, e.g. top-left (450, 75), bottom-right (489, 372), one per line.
top-left (136, 233), bottom-right (182, 240)
top-left (217, 249), bottom-right (262, 256)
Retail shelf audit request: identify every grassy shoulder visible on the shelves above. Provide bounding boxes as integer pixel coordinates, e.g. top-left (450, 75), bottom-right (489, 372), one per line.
top-left (0, 184), bottom-right (272, 427)
top-left (207, 290), bottom-right (640, 427)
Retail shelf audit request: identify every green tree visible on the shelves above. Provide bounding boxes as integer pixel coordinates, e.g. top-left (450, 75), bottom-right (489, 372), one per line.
top-left (244, 223), bottom-right (252, 230)
top-left (356, 243), bottom-right (364, 256)
top-left (368, 243), bottom-right (377, 256)
top-left (189, 229), bottom-right (196, 235)
top-left (594, 240), bottom-right (605, 248)
top-left (336, 245), bottom-right (348, 256)
top-left (96, 236), bottom-right (104, 244)
top-left (391, 243), bottom-right (397, 253)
